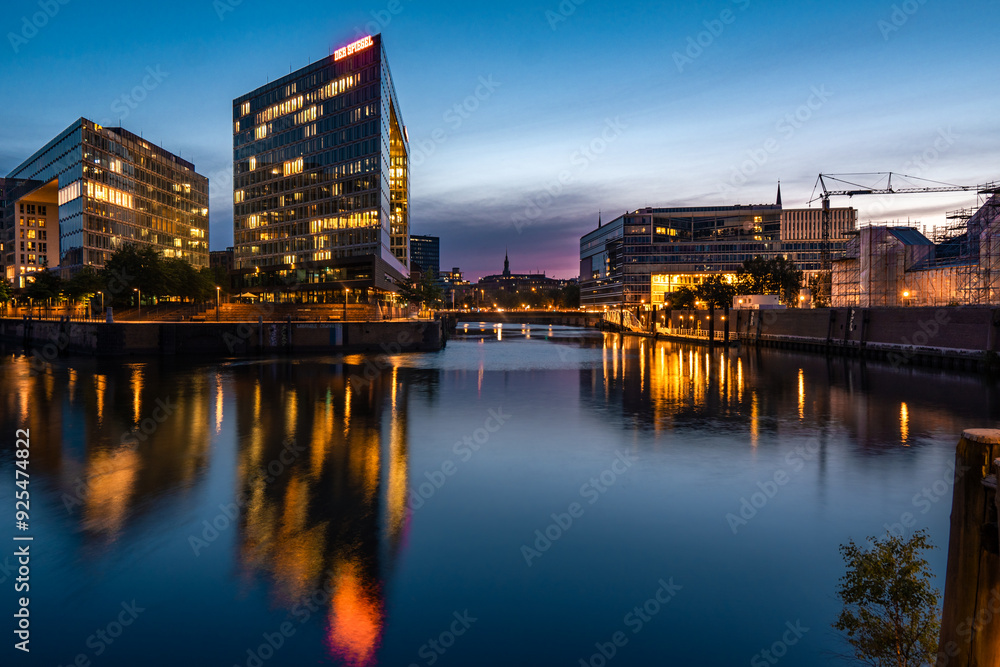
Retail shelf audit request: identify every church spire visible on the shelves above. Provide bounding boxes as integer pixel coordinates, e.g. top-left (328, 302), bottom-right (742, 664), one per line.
top-left (598, 210), bottom-right (602, 228)
top-left (503, 247), bottom-right (510, 277)
top-left (776, 181), bottom-right (782, 207)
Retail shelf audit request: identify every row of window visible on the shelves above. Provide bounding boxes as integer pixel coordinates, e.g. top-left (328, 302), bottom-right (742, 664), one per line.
top-left (19, 204), bottom-right (47, 215)
top-left (234, 47), bottom-right (377, 121)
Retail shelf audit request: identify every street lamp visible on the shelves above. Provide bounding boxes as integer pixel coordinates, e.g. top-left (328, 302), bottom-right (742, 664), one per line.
top-left (216, 286), bottom-right (221, 322)
top-left (134, 288), bottom-right (140, 319)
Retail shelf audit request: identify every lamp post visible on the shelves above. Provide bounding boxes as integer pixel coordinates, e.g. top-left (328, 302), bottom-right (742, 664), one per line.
top-left (134, 288), bottom-right (140, 320)
top-left (216, 286), bottom-right (221, 322)
top-left (344, 287), bottom-right (350, 321)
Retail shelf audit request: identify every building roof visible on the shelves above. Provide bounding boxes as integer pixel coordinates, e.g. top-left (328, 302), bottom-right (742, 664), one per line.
top-left (887, 227), bottom-right (933, 246)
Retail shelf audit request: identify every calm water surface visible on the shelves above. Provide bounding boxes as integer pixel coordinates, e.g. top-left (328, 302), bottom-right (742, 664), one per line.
top-left (1, 324), bottom-right (997, 666)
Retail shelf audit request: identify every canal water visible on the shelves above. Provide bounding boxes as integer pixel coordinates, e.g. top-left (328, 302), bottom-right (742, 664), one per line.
top-left (1, 324), bottom-right (997, 666)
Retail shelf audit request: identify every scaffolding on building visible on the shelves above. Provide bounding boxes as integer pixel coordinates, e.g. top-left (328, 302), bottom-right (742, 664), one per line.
top-left (956, 187), bottom-right (1000, 305)
top-left (831, 233), bottom-right (860, 307)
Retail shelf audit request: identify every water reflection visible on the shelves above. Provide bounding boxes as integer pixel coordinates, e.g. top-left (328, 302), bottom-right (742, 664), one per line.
top-left (579, 333), bottom-right (996, 452)
top-left (227, 359), bottom-right (414, 665)
top-left (1, 327), bottom-right (998, 666)
top-left (0, 348), bottom-right (426, 666)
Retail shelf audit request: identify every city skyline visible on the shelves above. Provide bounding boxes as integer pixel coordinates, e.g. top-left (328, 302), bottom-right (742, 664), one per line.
top-left (2, 0), bottom-right (998, 280)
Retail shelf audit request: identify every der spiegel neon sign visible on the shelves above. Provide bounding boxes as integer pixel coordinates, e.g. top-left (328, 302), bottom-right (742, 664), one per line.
top-left (334, 36), bottom-right (373, 61)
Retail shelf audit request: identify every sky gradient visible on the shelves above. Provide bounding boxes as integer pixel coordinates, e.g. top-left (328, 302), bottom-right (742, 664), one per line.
top-left (2, 0), bottom-right (998, 279)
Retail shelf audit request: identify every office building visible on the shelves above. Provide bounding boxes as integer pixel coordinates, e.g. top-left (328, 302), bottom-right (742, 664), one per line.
top-left (231, 34), bottom-right (410, 302)
top-left (210, 247), bottom-right (235, 273)
top-left (579, 189), bottom-right (857, 308)
top-left (2, 118), bottom-right (209, 285)
top-left (409, 234), bottom-right (439, 279)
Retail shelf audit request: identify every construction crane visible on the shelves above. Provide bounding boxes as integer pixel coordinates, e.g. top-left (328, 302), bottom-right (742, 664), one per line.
top-left (807, 172), bottom-right (989, 272)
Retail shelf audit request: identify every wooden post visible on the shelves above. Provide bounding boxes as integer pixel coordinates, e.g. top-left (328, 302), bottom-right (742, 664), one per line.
top-left (937, 429), bottom-right (1000, 666)
top-left (708, 303), bottom-right (716, 347)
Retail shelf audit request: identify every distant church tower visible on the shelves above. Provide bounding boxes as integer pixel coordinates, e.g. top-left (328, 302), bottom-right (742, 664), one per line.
top-left (503, 247), bottom-right (511, 277)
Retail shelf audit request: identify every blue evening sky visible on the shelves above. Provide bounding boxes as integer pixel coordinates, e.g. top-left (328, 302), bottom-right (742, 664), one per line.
top-left (1, 0), bottom-right (997, 279)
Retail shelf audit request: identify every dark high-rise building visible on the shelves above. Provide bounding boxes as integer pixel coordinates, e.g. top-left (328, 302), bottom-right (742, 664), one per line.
top-left (2, 118), bottom-right (209, 284)
top-left (409, 234), bottom-right (439, 279)
top-left (231, 34), bottom-right (410, 302)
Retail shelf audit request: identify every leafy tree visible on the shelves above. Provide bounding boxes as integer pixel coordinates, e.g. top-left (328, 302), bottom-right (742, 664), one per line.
top-left (101, 243), bottom-right (163, 305)
top-left (695, 274), bottom-right (737, 309)
top-left (161, 257), bottom-right (216, 301)
top-left (665, 286), bottom-right (697, 309)
top-left (736, 256), bottom-right (773, 295)
top-left (833, 530), bottom-right (940, 667)
top-left (207, 265), bottom-right (231, 295)
top-left (736, 256), bottom-right (803, 306)
top-left (0, 277), bottom-right (12, 312)
top-left (24, 269), bottom-right (63, 303)
top-left (401, 270), bottom-right (443, 308)
top-left (62, 267), bottom-right (104, 303)
top-left (559, 283), bottom-right (581, 308)
top-left (809, 271), bottom-right (832, 308)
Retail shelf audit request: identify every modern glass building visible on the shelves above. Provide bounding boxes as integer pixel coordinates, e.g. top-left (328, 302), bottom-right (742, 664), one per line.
top-left (409, 234), bottom-right (439, 279)
top-left (579, 195), bottom-right (856, 308)
top-left (231, 34), bottom-right (410, 302)
top-left (2, 118), bottom-right (209, 282)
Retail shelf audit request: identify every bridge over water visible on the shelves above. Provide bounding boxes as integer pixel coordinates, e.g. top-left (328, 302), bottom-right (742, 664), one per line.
top-left (450, 310), bottom-right (601, 328)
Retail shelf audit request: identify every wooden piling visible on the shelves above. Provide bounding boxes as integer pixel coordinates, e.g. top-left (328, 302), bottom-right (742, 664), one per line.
top-left (937, 429), bottom-right (1000, 666)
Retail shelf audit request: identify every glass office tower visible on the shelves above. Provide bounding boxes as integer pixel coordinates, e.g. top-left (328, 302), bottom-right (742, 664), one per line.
top-left (231, 34), bottom-right (410, 301)
top-left (3, 118), bottom-right (209, 277)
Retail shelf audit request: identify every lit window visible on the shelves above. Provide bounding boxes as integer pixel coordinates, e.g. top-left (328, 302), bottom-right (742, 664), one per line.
top-left (283, 157), bottom-right (304, 177)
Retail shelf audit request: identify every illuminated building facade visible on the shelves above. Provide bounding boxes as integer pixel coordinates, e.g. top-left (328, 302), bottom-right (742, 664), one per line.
top-left (2, 118), bottom-right (209, 279)
top-left (231, 34), bottom-right (410, 301)
top-left (579, 195), bottom-right (857, 308)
